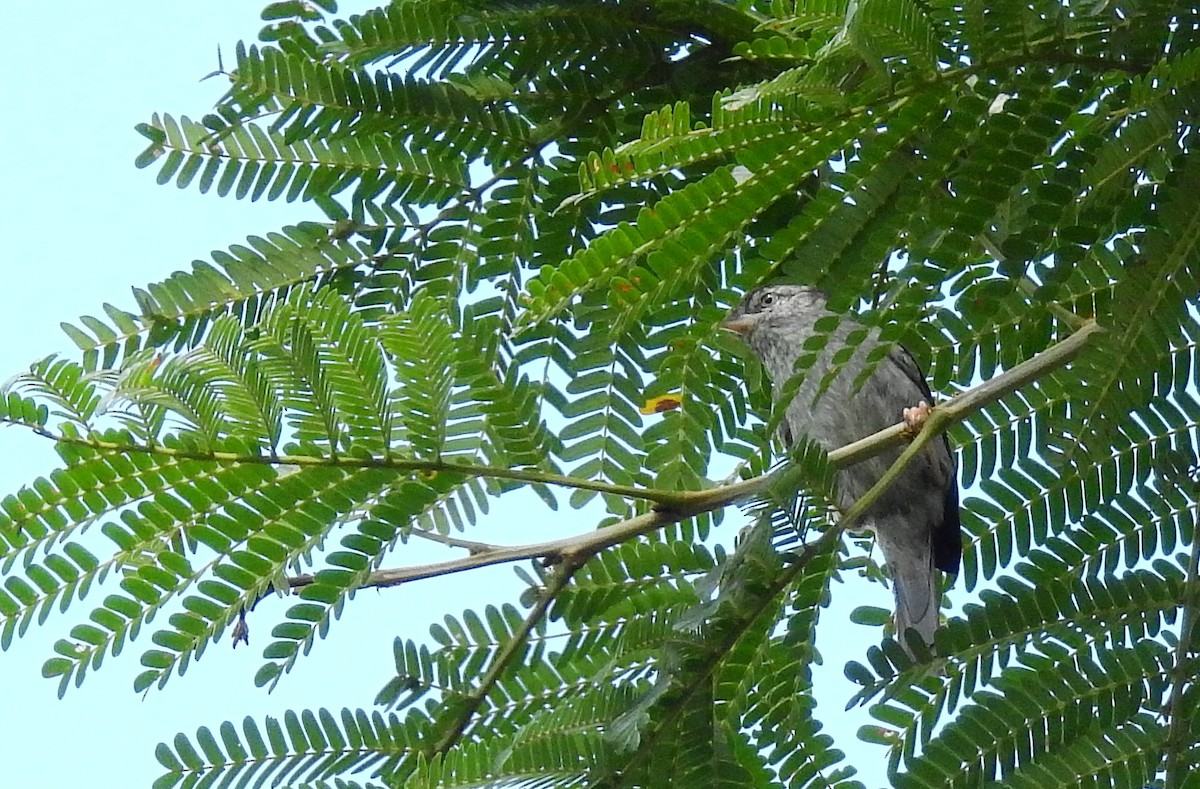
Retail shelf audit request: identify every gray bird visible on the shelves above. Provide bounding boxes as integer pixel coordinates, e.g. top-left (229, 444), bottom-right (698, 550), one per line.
top-left (723, 284), bottom-right (960, 649)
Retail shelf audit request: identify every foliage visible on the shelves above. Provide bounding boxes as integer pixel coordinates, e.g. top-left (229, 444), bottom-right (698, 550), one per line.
top-left (3, 0), bottom-right (1200, 786)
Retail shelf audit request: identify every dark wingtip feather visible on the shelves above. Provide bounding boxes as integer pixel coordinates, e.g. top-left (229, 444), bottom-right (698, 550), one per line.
top-left (934, 479), bottom-right (962, 575)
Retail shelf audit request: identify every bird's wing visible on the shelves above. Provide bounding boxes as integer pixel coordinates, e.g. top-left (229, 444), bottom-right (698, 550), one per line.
top-left (886, 344), bottom-right (963, 576)
top-left (886, 343), bottom-right (936, 401)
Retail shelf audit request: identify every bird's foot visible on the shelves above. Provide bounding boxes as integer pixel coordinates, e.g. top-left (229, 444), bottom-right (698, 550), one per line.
top-left (902, 400), bottom-right (932, 436)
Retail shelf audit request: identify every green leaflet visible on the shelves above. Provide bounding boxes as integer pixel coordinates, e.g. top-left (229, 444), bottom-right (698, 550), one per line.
top-left (0, 0), bottom-right (1198, 787)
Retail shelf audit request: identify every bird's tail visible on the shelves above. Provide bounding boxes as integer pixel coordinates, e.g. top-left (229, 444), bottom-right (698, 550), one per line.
top-left (875, 526), bottom-right (939, 650)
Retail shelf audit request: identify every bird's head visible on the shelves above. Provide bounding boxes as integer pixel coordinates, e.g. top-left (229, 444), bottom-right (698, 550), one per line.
top-left (722, 284), bottom-right (829, 341)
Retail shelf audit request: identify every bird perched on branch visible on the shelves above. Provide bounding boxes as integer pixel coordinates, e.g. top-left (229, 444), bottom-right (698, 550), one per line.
top-left (723, 284), bottom-right (961, 649)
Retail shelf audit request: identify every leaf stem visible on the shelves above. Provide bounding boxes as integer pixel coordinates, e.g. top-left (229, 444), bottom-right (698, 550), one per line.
top-left (605, 521), bottom-right (842, 787)
top-left (425, 557), bottom-right (584, 758)
top-left (1164, 475), bottom-right (1200, 785)
top-left (16, 429), bottom-right (688, 506)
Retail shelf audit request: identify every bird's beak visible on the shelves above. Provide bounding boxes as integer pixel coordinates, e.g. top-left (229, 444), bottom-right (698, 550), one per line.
top-left (721, 316), bottom-right (754, 335)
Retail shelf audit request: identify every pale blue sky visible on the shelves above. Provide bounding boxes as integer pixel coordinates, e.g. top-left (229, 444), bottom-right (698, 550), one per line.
top-left (0, 4), bottom-right (894, 786)
top-left (0, 3), bottom-right (453, 785)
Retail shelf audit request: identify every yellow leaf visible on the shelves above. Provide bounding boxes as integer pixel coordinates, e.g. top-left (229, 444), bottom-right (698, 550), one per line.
top-left (640, 394), bottom-right (682, 415)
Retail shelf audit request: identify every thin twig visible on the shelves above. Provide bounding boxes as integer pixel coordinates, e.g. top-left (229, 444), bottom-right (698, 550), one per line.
top-left (425, 558), bottom-right (584, 758)
top-left (406, 527), bottom-right (498, 555)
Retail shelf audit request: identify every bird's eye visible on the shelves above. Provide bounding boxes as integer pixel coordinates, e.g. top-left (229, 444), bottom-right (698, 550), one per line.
top-left (759, 292), bottom-right (775, 308)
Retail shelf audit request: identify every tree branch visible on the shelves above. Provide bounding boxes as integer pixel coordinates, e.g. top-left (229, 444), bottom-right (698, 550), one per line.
top-left (840, 318), bottom-right (1102, 527)
top-left (282, 319), bottom-right (1104, 594)
top-left (285, 503), bottom-right (705, 591)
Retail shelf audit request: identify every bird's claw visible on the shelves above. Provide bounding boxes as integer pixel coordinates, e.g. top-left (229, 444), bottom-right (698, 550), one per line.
top-left (902, 400), bottom-right (932, 436)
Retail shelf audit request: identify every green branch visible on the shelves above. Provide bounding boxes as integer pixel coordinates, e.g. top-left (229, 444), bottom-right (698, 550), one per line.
top-left (17, 428), bottom-right (686, 506)
top-left (840, 319), bottom-right (1102, 527)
